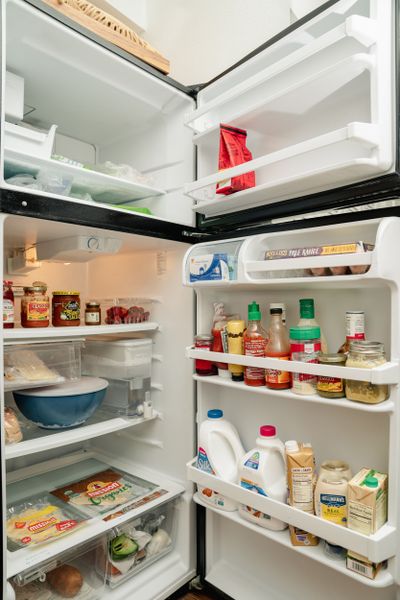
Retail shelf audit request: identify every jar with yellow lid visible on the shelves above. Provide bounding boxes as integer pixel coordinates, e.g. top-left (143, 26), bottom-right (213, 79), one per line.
top-left (52, 291), bottom-right (80, 327)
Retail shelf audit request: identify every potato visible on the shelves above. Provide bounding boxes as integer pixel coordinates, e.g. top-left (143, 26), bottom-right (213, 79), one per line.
top-left (47, 564), bottom-right (83, 598)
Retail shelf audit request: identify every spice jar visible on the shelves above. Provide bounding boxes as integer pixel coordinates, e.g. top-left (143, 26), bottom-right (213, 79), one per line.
top-left (21, 282), bottom-right (50, 328)
top-left (195, 334), bottom-right (217, 376)
top-left (52, 291), bottom-right (81, 327)
top-left (85, 301), bottom-right (101, 326)
top-left (317, 353), bottom-right (346, 399)
top-left (345, 341), bottom-right (389, 404)
top-left (3, 280), bottom-right (14, 329)
top-left (290, 326), bottom-right (321, 357)
top-left (292, 351), bottom-right (319, 395)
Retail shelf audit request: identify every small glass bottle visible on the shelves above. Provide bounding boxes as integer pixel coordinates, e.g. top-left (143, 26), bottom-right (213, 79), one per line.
top-left (345, 341), bottom-right (388, 404)
top-left (85, 301), bottom-right (101, 326)
top-left (195, 334), bottom-right (217, 376)
top-left (244, 301), bottom-right (267, 387)
top-left (265, 307), bottom-right (290, 389)
top-left (3, 280), bottom-right (14, 329)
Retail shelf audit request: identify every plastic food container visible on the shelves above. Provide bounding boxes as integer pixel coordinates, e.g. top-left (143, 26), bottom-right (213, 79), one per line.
top-left (102, 298), bottom-right (152, 325)
top-left (12, 536), bottom-right (107, 599)
top-left (4, 122), bottom-right (57, 158)
top-left (82, 337), bottom-right (152, 380)
top-left (101, 377), bottom-right (151, 417)
top-left (4, 340), bottom-right (82, 392)
top-left (97, 498), bottom-right (179, 588)
top-left (13, 376), bottom-right (108, 429)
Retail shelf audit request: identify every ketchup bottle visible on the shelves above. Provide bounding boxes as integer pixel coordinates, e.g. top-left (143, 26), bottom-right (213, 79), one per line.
top-left (3, 280), bottom-right (14, 329)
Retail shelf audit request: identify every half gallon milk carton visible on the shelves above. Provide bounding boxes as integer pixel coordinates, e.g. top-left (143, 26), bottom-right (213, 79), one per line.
top-left (239, 425), bottom-right (287, 530)
top-left (197, 409), bottom-right (245, 511)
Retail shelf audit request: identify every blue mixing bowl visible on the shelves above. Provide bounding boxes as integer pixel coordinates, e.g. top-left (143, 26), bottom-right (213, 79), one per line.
top-left (13, 377), bottom-right (109, 429)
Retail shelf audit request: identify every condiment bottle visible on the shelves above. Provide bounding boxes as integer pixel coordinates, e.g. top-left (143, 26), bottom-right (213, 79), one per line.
top-left (290, 326), bottom-right (321, 395)
top-left (226, 319), bottom-right (246, 382)
top-left (211, 302), bottom-right (229, 378)
top-left (195, 334), bottom-right (216, 376)
top-left (297, 298), bottom-right (328, 353)
top-left (269, 302), bottom-right (286, 324)
top-left (3, 280), bottom-right (14, 329)
top-left (315, 460), bottom-right (352, 527)
top-left (338, 311), bottom-right (365, 354)
top-left (21, 282), bottom-right (50, 328)
top-left (244, 301), bottom-right (267, 387)
top-left (345, 341), bottom-right (388, 404)
top-left (265, 307), bottom-right (290, 389)
top-left (85, 301), bottom-right (101, 326)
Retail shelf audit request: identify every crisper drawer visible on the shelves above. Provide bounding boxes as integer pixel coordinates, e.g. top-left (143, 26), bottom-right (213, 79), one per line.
top-left (4, 340), bottom-right (82, 392)
top-left (96, 497), bottom-right (179, 589)
top-left (11, 536), bottom-right (106, 600)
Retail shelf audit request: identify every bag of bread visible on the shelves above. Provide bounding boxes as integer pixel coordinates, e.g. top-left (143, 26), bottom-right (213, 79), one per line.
top-left (216, 124), bottom-right (255, 195)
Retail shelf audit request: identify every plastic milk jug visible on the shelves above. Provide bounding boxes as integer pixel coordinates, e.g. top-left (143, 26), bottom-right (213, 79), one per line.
top-left (197, 409), bottom-right (245, 511)
top-left (239, 425), bottom-right (287, 530)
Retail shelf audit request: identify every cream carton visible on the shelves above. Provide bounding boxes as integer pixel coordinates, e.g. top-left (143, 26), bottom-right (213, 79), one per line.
top-left (285, 441), bottom-right (319, 547)
top-left (348, 468), bottom-right (387, 535)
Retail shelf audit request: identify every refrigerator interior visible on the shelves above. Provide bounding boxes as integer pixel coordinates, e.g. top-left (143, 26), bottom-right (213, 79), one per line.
top-left (1, 214), bottom-right (196, 599)
top-left (188, 217), bottom-right (399, 600)
top-left (186, 0), bottom-right (395, 218)
top-left (1, 0), bottom-right (195, 227)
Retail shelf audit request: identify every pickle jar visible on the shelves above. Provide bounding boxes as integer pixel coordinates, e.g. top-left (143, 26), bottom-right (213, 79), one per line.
top-left (21, 282), bottom-right (50, 328)
top-left (317, 353), bottom-right (346, 399)
top-left (345, 341), bottom-right (389, 404)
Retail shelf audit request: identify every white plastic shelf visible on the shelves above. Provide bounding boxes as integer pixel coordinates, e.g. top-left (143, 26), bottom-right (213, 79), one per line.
top-left (193, 494), bottom-right (394, 589)
top-left (4, 322), bottom-right (159, 340)
top-left (5, 411), bottom-right (160, 460)
top-left (7, 452), bottom-right (184, 578)
top-left (187, 460), bottom-right (396, 564)
top-left (193, 375), bottom-right (395, 414)
top-left (4, 149), bottom-right (165, 204)
top-left (187, 347), bottom-right (399, 385)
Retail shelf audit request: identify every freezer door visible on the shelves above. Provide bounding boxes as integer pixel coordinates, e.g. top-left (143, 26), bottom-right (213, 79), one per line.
top-left (186, 0), bottom-right (396, 226)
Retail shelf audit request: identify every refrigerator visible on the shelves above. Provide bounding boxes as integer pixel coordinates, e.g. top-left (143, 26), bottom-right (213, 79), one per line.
top-left (1, 0), bottom-right (400, 599)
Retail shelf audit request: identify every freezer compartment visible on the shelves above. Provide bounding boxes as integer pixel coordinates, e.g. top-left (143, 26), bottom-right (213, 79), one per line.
top-left (4, 340), bottom-right (82, 392)
top-left (82, 337), bottom-right (152, 380)
top-left (97, 497), bottom-right (178, 588)
top-left (11, 535), bottom-right (107, 600)
top-left (3, 0), bottom-right (195, 226)
top-left (187, 459), bottom-right (395, 564)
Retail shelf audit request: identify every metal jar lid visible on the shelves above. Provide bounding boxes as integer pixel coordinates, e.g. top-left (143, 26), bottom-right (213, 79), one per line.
top-left (23, 285), bottom-right (47, 293)
top-left (349, 340), bottom-right (385, 355)
top-left (86, 301), bottom-right (100, 308)
top-left (53, 291), bottom-right (80, 296)
top-left (195, 334), bottom-right (213, 341)
top-left (319, 353), bottom-right (346, 364)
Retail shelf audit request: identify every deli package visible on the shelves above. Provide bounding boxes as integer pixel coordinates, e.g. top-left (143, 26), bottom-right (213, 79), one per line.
top-left (7, 495), bottom-right (86, 549)
top-left (216, 124), bottom-right (255, 195)
top-left (51, 468), bottom-right (158, 516)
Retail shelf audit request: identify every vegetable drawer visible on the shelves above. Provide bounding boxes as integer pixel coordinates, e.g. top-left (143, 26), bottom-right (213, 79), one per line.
top-left (10, 535), bottom-right (106, 600)
top-left (97, 497), bottom-right (179, 589)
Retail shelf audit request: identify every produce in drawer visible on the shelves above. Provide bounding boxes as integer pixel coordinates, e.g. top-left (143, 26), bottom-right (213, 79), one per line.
top-left (4, 406), bottom-right (23, 444)
top-left (13, 566), bottom-right (97, 599)
top-left (46, 565), bottom-right (83, 598)
top-left (7, 497), bottom-right (86, 548)
top-left (5, 349), bottom-right (60, 383)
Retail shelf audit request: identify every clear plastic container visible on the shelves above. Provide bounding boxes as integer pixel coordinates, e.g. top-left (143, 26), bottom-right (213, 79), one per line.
top-left (100, 377), bottom-right (152, 417)
top-left (4, 341), bottom-right (82, 392)
top-left (101, 298), bottom-right (153, 325)
top-left (12, 536), bottom-right (107, 599)
top-left (82, 337), bottom-right (152, 380)
top-left (98, 498), bottom-right (179, 589)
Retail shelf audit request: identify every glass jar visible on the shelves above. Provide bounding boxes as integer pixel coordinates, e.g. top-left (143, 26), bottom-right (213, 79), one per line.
top-left (317, 353), bottom-right (346, 399)
top-left (52, 291), bottom-right (81, 327)
top-left (85, 301), bottom-right (101, 326)
top-left (3, 280), bottom-right (14, 329)
top-left (21, 283), bottom-right (50, 328)
top-left (345, 341), bottom-right (389, 404)
top-left (195, 334), bottom-right (216, 376)
top-left (292, 351), bottom-right (319, 395)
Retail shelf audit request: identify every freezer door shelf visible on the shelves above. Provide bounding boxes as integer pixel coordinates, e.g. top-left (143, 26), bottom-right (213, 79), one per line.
top-left (6, 453), bottom-right (185, 578)
top-left (193, 494), bottom-right (394, 589)
top-left (187, 460), bottom-right (396, 565)
top-left (187, 347), bottom-right (400, 385)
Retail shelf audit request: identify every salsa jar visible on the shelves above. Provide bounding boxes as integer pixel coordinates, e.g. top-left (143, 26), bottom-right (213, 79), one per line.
top-left (85, 301), bottom-right (101, 326)
top-left (52, 291), bottom-right (81, 326)
top-left (345, 341), bottom-right (389, 404)
top-left (317, 353), bottom-right (346, 398)
top-left (195, 334), bottom-right (217, 376)
top-left (3, 280), bottom-right (14, 328)
top-left (21, 283), bottom-right (50, 328)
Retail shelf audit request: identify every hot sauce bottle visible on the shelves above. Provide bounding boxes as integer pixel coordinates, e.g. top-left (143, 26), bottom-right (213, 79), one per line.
top-left (3, 280), bottom-right (14, 329)
top-left (265, 307), bottom-right (290, 389)
top-left (244, 302), bottom-right (267, 387)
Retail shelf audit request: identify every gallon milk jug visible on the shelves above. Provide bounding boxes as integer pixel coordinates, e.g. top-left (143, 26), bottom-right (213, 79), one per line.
top-left (239, 425), bottom-right (287, 530)
top-left (197, 409), bottom-right (245, 511)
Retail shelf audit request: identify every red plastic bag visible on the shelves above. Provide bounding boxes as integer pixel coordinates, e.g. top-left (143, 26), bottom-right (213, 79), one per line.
top-left (216, 124), bottom-right (255, 195)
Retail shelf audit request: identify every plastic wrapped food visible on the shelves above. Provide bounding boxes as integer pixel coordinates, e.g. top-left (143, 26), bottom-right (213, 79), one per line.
top-left (105, 305), bottom-right (149, 325)
top-left (5, 350), bottom-right (60, 383)
top-left (7, 497), bottom-right (86, 548)
top-left (4, 407), bottom-right (23, 444)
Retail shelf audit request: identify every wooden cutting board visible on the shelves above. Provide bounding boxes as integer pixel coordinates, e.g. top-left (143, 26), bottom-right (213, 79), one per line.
top-left (41, 0), bottom-right (170, 74)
